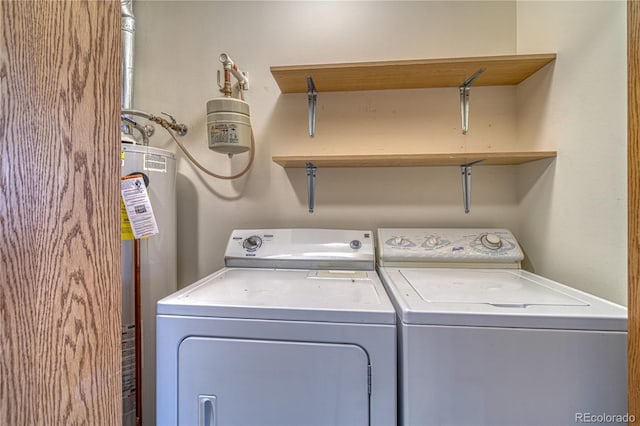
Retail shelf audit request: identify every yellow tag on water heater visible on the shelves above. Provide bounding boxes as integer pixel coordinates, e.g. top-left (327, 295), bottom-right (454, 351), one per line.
top-left (120, 199), bottom-right (134, 240)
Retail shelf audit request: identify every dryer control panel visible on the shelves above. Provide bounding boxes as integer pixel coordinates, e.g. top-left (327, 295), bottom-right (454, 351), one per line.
top-left (377, 228), bottom-right (524, 267)
top-left (224, 229), bottom-right (375, 270)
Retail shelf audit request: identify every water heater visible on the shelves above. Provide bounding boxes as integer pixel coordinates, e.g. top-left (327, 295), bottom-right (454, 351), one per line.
top-left (121, 143), bottom-right (176, 426)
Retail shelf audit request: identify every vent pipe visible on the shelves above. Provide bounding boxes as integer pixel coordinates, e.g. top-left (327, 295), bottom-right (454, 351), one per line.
top-left (121, 0), bottom-right (135, 111)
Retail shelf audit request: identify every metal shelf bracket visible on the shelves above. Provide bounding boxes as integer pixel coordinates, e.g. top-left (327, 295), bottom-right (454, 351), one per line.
top-left (459, 68), bottom-right (485, 135)
top-left (306, 162), bottom-right (317, 213)
top-left (460, 160), bottom-right (483, 214)
top-left (307, 76), bottom-right (317, 137)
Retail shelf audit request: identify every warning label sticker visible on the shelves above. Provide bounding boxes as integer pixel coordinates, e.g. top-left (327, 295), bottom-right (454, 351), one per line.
top-left (120, 174), bottom-right (159, 239)
top-left (144, 153), bottom-right (167, 173)
top-left (211, 123), bottom-right (239, 144)
top-left (121, 324), bottom-right (136, 418)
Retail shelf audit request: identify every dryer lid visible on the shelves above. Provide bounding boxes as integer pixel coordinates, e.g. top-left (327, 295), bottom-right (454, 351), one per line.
top-left (158, 268), bottom-right (395, 324)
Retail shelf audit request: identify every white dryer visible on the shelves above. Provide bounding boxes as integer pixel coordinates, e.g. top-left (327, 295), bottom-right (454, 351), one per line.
top-left (157, 229), bottom-right (396, 426)
top-left (377, 228), bottom-right (627, 426)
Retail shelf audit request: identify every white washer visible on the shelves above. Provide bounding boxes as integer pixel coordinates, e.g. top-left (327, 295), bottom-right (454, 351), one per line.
top-left (377, 228), bottom-right (627, 426)
top-left (157, 229), bottom-right (396, 426)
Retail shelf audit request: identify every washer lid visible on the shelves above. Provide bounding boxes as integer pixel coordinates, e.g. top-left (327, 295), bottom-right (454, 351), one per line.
top-left (158, 268), bottom-right (395, 325)
top-left (378, 268), bottom-right (627, 330)
top-left (400, 269), bottom-right (587, 307)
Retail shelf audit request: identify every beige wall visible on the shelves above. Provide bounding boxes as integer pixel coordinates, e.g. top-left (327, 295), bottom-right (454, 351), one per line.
top-left (134, 1), bottom-right (626, 305)
top-left (516, 0), bottom-right (627, 305)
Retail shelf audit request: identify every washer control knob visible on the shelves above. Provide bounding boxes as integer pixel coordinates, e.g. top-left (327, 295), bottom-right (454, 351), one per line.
top-left (243, 236), bottom-right (262, 251)
top-left (423, 236), bottom-right (441, 248)
top-left (350, 240), bottom-right (362, 250)
top-left (387, 237), bottom-right (415, 248)
top-left (480, 233), bottom-right (502, 250)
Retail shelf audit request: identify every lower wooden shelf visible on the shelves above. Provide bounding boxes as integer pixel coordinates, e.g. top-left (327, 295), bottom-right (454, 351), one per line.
top-left (272, 151), bottom-right (557, 168)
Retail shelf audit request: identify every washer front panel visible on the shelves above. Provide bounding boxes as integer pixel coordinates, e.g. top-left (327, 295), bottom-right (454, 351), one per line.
top-left (399, 323), bottom-right (626, 425)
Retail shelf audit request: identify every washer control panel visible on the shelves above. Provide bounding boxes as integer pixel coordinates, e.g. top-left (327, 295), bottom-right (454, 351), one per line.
top-left (378, 228), bottom-right (524, 266)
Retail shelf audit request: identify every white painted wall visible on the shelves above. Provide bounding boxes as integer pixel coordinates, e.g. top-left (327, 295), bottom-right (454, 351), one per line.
top-left (135, 0), bottom-right (519, 287)
top-left (133, 0), bottom-right (626, 306)
top-left (516, 0), bottom-right (627, 305)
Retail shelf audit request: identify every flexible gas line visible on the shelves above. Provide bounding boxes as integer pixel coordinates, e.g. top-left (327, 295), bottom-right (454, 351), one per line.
top-left (163, 121), bottom-right (255, 180)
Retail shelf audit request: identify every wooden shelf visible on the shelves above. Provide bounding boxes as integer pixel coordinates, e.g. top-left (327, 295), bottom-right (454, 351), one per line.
top-left (271, 54), bottom-right (556, 93)
top-left (272, 151), bottom-right (557, 168)
top-left (271, 54), bottom-right (558, 213)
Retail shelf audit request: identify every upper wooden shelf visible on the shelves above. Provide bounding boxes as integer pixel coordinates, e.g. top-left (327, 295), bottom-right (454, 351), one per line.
top-left (272, 151), bottom-right (557, 168)
top-left (271, 53), bottom-right (556, 93)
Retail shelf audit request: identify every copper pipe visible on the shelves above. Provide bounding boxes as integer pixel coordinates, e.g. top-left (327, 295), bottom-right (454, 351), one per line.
top-left (134, 239), bottom-right (142, 426)
top-left (223, 68), bottom-right (233, 97)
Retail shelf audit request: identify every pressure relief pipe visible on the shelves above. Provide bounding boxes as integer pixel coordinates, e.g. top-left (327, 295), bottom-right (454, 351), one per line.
top-left (219, 53), bottom-right (249, 93)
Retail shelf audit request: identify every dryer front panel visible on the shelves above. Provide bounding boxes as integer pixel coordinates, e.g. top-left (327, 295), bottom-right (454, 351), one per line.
top-left (178, 337), bottom-right (370, 426)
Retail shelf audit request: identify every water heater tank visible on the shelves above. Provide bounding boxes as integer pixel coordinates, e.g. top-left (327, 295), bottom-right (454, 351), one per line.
top-left (121, 143), bottom-right (176, 426)
top-left (207, 97), bottom-right (251, 155)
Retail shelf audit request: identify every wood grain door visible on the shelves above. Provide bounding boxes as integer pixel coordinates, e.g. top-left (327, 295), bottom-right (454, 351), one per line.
top-left (0, 1), bottom-right (121, 424)
top-left (631, 0), bottom-right (640, 417)
top-left (631, 0), bottom-right (640, 415)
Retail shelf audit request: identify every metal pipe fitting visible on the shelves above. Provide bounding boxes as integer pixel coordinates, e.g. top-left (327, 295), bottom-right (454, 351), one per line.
top-left (219, 53), bottom-right (249, 91)
top-left (121, 116), bottom-right (151, 146)
top-left (121, 109), bottom-right (188, 137)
